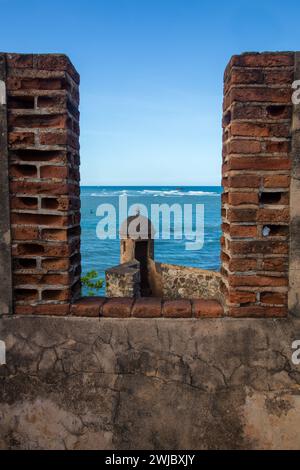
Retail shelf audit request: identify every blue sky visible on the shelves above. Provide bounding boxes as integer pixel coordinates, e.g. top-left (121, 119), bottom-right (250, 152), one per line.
top-left (0, 0), bottom-right (299, 185)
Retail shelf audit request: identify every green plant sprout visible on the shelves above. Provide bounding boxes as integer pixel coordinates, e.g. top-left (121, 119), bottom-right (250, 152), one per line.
top-left (81, 270), bottom-right (103, 296)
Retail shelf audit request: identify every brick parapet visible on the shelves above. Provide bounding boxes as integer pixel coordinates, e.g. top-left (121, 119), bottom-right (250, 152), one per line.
top-left (13, 297), bottom-right (224, 318)
top-left (2, 53), bottom-right (81, 312)
top-left (222, 52), bottom-right (295, 317)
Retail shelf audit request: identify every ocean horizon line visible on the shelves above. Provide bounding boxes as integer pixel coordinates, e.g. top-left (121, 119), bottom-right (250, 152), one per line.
top-left (80, 184), bottom-right (222, 187)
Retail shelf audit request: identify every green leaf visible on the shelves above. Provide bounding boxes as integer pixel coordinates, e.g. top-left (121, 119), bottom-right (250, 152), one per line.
top-left (81, 270), bottom-right (104, 296)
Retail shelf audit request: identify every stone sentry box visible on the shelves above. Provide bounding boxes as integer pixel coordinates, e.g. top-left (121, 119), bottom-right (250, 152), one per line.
top-left (0, 51), bottom-right (300, 318)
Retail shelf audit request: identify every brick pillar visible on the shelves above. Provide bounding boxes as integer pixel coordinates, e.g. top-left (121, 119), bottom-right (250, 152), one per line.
top-left (3, 53), bottom-right (81, 315)
top-left (221, 52), bottom-right (294, 317)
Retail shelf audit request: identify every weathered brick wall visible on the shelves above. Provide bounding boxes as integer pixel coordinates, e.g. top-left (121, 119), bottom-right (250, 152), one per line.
top-left (221, 52), bottom-right (294, 317)
top-left (3, 53), bottom-right (81, 315)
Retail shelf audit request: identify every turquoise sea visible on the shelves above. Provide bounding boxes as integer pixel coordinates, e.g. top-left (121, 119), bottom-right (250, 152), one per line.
top-left (80, 186), bottom-right (222, 295)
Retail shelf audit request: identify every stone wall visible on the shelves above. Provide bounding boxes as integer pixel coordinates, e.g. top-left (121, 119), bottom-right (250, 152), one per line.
top-left (1, 315), bottom-right (300, 450)
top-left (159, 263), bottom-right (222, 301)
top-left (106, 262), bottom-right (141, 298)
top-left (106, 260), bottom-right (222, 303)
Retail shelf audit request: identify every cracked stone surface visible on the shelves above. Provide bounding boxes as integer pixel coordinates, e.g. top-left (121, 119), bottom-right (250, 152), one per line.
top-left (1, 316), bottom-right (300, 449)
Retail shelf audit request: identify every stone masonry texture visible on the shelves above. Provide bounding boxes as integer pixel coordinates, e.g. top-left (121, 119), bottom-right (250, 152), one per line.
top-left (1, 315), bottom-right (300, 449)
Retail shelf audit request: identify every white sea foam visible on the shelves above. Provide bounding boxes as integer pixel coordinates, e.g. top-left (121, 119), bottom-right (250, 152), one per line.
top-left (87, 189), bottom-right (219, 198)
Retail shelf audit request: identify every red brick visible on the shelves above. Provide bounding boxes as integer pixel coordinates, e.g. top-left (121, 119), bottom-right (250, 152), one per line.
top-left (231, 87), bottom-right (291, 104)
top-left (265, 141), bottom-right (290, 154)
top-left (229, 275), bottom-right (288, 287)
top-left (228, 157), bottom-right (290, 171)
top-left (229, 139), bottom-right (261, 154)
top-left (264, 69), bottom-right (294, 85)
top-left (228, 305), bottom-right (287, 318)
top-left (6, 53), bottom-right (33, 68)
top-left (8, 114), bottom-right (66, 129)
top-left (11, 213), bottom-right (70, 227)
top-left (39, 131), bottom-right (67, 146)
top-left (230, 68), bottom-right (264, 85)
top-left (13, 242), bottom-right (76, 258)
top-left (192, 300), bottom-right (223, 318)
top-left (36, 54), bottom-right (80, 84)
top-left (102, 298), bottom-right (133, 318)
top-left (231, 103), bottom-right (264, 120)
top-left (70, 297), bottom-right (106, 317)
top-left (11, 226), bottom-right (39, 240)
top-left (228, 192), bottom-right (258, 206)
top-left (40, 165), bottom-right (68, 179)
top-left (229, 240), bottom-right (288, 255)
top-left (232, 103), bottom-right (292, 121)
top-left (9, 132), bottom-right (35, 146)
top-left (228, 175), bottom-right (261, 189)
top-left (227, 208), bottom-right (257, 223)
top-left (231, 122), bottom-right (267, 138)
top-left (163, 300), bottom-right (192, 318)
top-left (20, 78), bottom-right (64, 91)
top-left (131, 298), bottom-right (162, 318)
top-left (228, 291), bottom-right (256, 304)
top-left (41, 228), bottom-right (69, 241)
top-left (41, 289), bottom-right (70, 301)
top-left (262, 258), bottom-right (288, 271)
top-left (10, 180), bottom-right (78, 196)
top-left (14, 304), bottom-right (70, 316)
top-left (14, 272), bottom-right (71, 286)
top-left (263, 175), bottom-right (290, 188)
top-left (37, 95), bottom-right (66, 109)
top-left (41, 258), bottom-right (70, 270)
top-left (231, 122), bottom-right (290, 138)
top-left (229, 258), bottom-right (257, 272)
top-left (260, 292), bottom-right (287, 305)
top-left (257, 208), bottom-right (289, 224)
top-left (231, 53), bottom-right (294, 68)
top-left (229, 225), bottom-right (257, 237)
